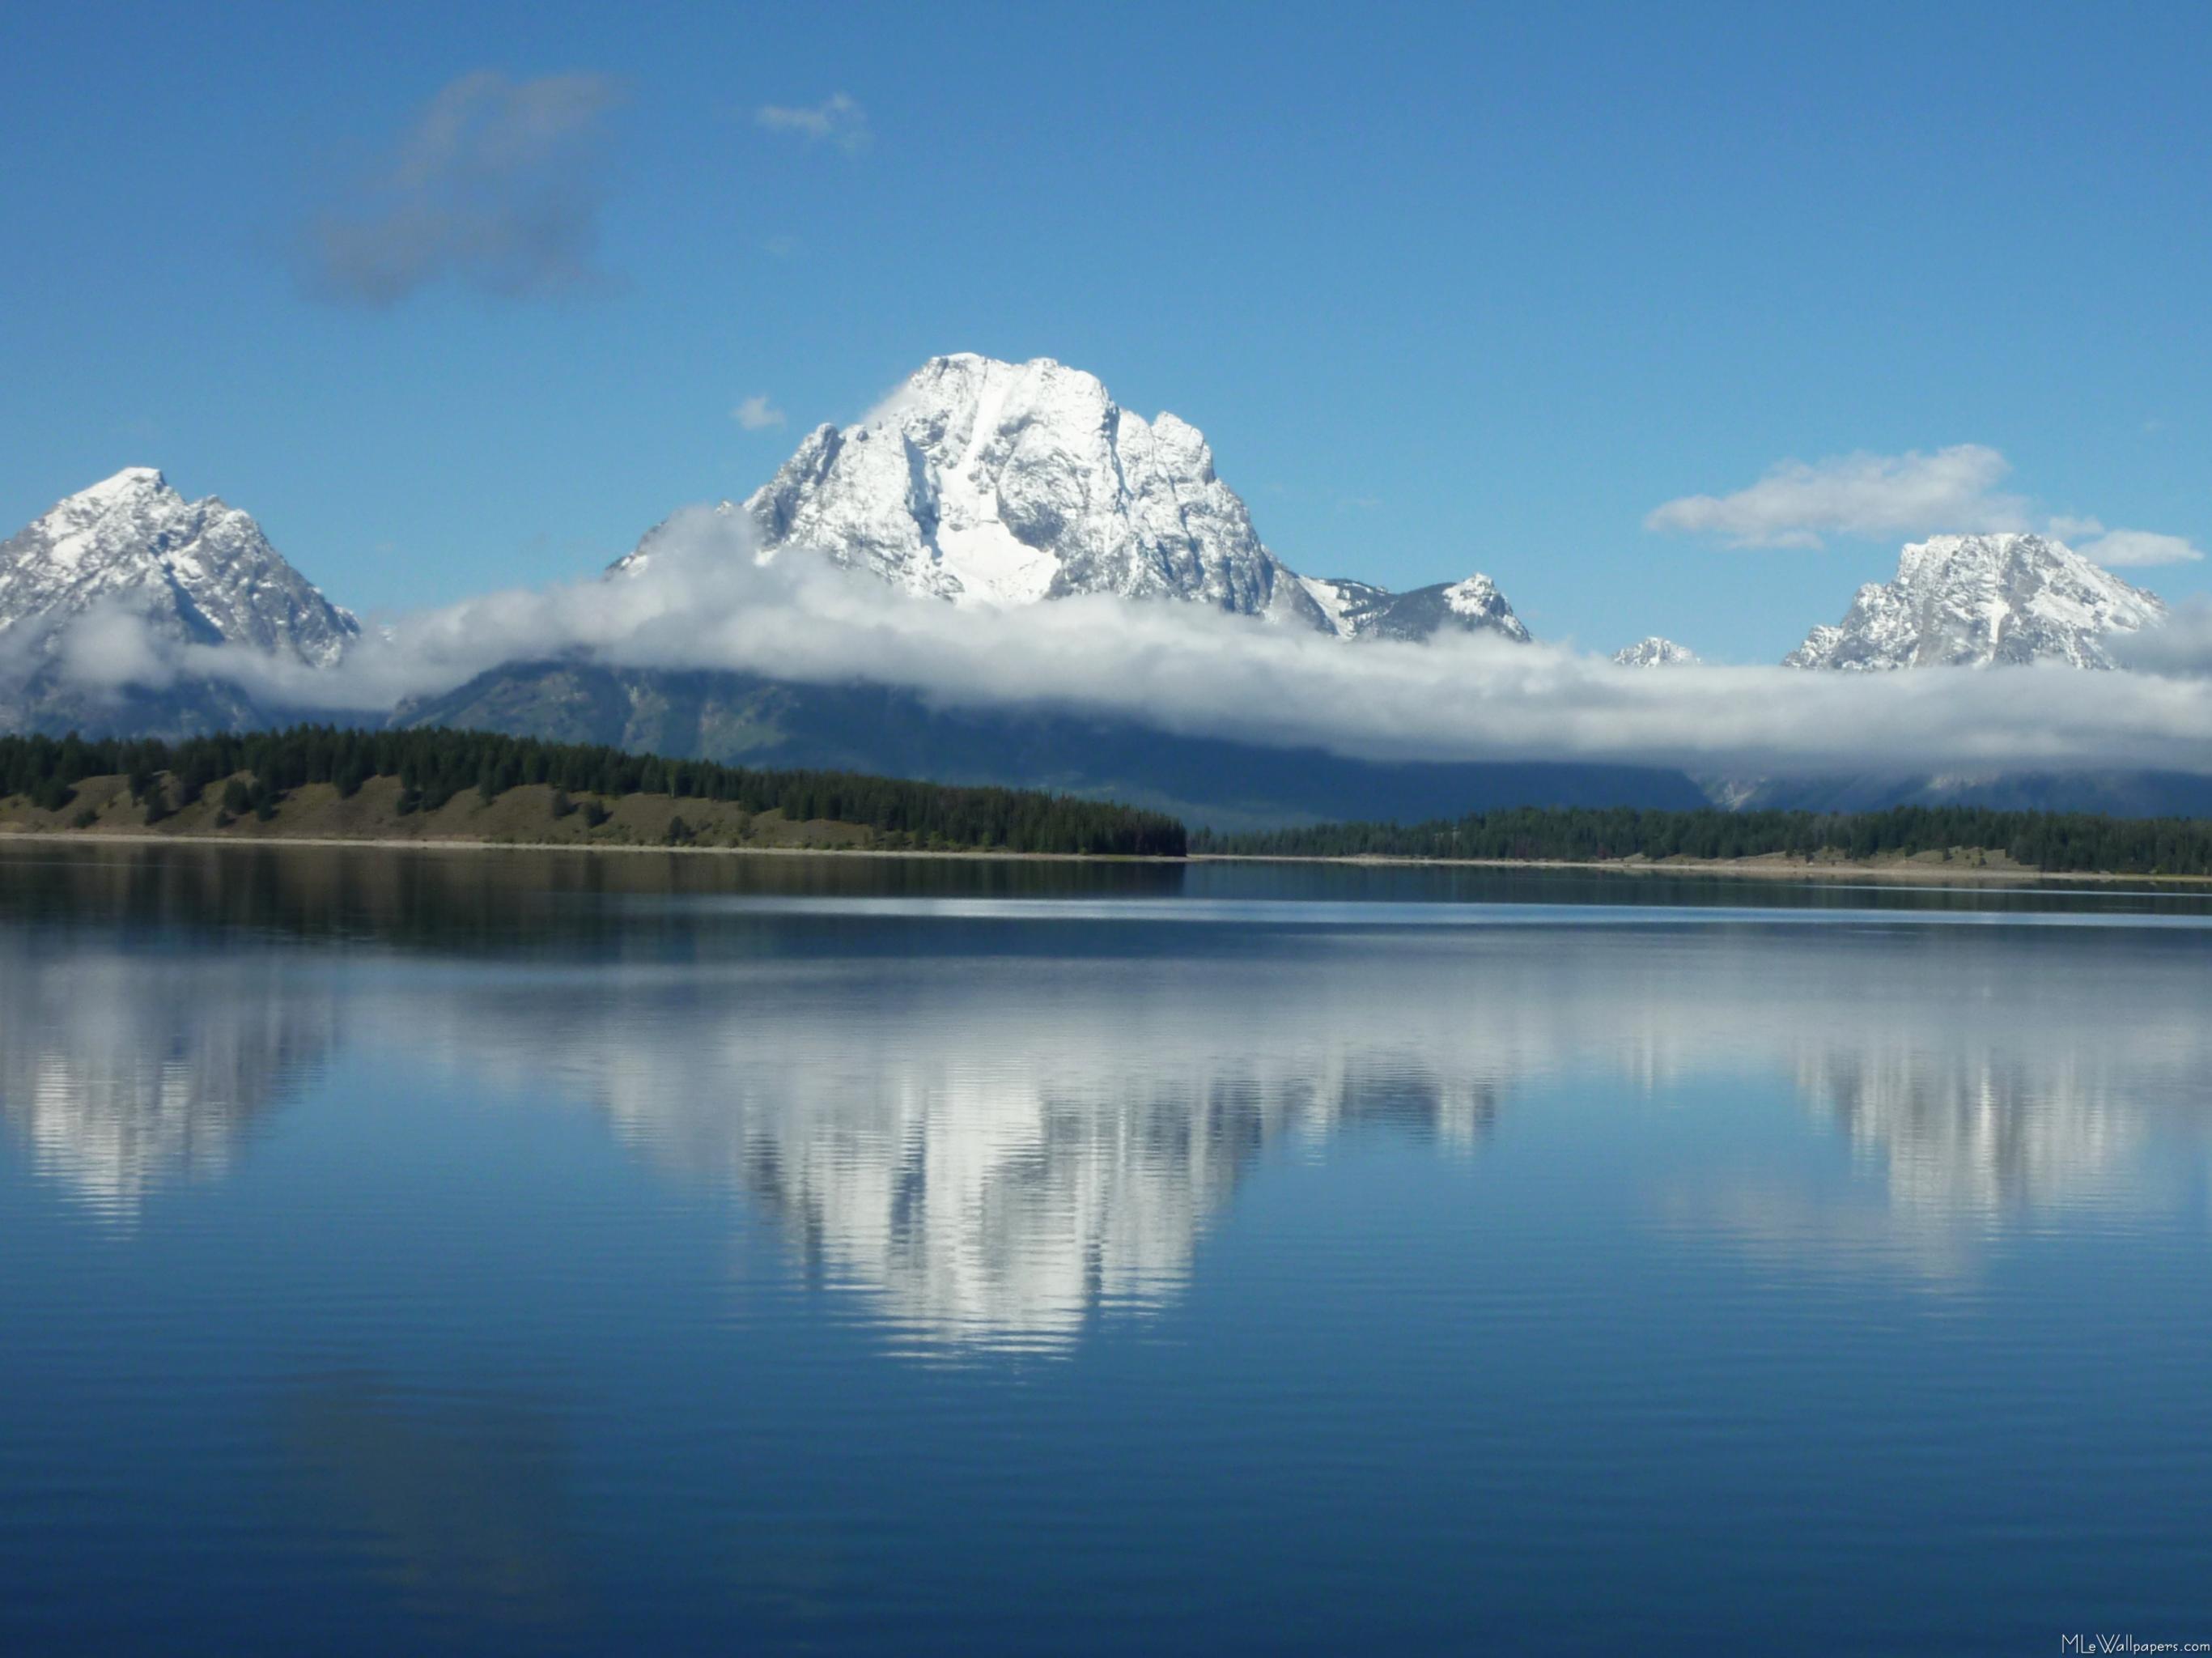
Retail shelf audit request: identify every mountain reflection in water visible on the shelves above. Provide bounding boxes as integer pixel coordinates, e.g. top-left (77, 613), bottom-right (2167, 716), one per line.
top-left (2, 844), bottom-right (2208, 1347)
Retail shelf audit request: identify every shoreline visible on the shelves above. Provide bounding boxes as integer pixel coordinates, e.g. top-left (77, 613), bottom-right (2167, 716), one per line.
top-left (0, 827), bottom-right (1165, 865)
top-left (3, 827), bottom-right (2208, 887)
top-left (1201, 852), bottom-right (2212, 887)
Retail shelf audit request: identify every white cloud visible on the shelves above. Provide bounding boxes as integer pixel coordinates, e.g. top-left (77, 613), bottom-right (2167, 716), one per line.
top-left (2072, 528), bottom-right (2205, 568)
top-left (2116, 601), bottom-right (2212, 674)
top-left (142, 507), bottom-right (2212, 784)
top-left (733, 394), bottom-right (787, 432)
top-left (1649, 447), bottom-right (2202, 573)
top-left (299, 70), bottom-right (626, 305)
top-left (57, 606), bottom-right (176, 691)
top-left (754, 93), bottom-right (870, 155)
top-left (1646, 445), bottom-right (2026, 548)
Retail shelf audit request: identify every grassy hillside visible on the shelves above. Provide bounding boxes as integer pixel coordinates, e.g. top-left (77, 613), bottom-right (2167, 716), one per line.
top-left (0, 773), bottom-right (945, 852)
top-left (0, 728), bottom-right (1187, 857)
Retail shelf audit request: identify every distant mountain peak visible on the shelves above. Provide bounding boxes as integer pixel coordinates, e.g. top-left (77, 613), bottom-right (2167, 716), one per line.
top-left (1784, 531), bottom-right (2165, 670)
top-left (1612, 637), bottom-right (1700, 668)
top-left (0, 469), bottom-right (359, 669)
top-left (1296, 571), bottom-right (1531, 644)
top-left (1441, 574), bottom-right (1526, 636)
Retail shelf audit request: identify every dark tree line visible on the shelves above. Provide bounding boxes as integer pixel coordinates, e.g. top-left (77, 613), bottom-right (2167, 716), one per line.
top-left (0, 728), bottom-right (1187, 857)
top-left (1191, 803), bottom-right (2212, 876)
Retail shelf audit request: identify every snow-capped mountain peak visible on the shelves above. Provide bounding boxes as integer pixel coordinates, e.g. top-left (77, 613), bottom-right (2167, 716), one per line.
top-left (1292, 571), bottom-right (1539, 641)
top-left (70, 465), bottom-right (166, 507)
top-left (0, 468), bottom-right (359, 667)
top-left (1612, 637), bottom-right (1700, 668)
top-left (1784, 531), bottom-right (2165, 670)
top-left (738, 353), bottom-right (1326, 627)
top-left (1296, 571), bottom-right (1531, 644)
top-left (1441, 574), bottom-right (1528, 637)
top-left (659, 353), bottom-right (1535, 646)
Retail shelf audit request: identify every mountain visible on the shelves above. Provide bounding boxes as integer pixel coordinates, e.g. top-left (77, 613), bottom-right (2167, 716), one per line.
top-left (641, 353), bottom-right (1327, 627)
top-left (1783, 532), bottom-right (2164, 670)
top-left (0, 469), bottom-right (358, 666)
top-left (1296, 573), bottom-right (1530, 643)
top-left (618, 354), bottom-right (1531, 644)
top-left (1612, 637), bottom-right (1699, 668)
top-left (0, 469), bottom-right (362, 737)
top-left (398, 659), bottom-right (1709, 830)
top-left (1716, 769), bottom-right (2212, 818)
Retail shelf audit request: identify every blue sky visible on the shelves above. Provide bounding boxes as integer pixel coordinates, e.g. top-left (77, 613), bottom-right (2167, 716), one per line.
top-left (2, 0), bottom-right (2207, 661)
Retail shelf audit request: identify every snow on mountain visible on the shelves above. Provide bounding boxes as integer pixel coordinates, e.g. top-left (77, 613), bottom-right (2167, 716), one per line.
top-left (1783, 533), bottom-right (2164, 671)
top-left (728, 354), bottom-right (1325, 626)
top-left (1612, 637), bottom-right (1700, 668)
top-left (1297, 573), bottom-right (1531, 644)
top-left (622, 354), bottom-right (1531, 644)
top-left (0, 468), bottom-right (359, 667)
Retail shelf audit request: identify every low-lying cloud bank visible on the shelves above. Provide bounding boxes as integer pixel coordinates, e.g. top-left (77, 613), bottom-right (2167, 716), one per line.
top-left (50, 507), bottom-right (2212, 781)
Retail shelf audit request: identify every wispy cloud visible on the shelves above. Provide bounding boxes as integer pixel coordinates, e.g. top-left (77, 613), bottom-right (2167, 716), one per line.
top-left (732, 394), bottom-right (787, 432)
top-left (1646, 445), bottom-right (2025, 549)
top-left (754, 92), bottom-right (870, 154)
top-left (1649, 445), bottom-right (2201, 570)
top-left (2066, 528), bottom-right (2204, 568)
top-left (299, 70), bottom-right (626, 305)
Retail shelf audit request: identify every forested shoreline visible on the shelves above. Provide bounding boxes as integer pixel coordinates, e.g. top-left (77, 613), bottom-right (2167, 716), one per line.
top-left (0, 728), bottom-right (1188, 857)
top-left (8, 729), bottom-right (2212, 874)
top-left (1191, 804), bottom-right (2212, 876)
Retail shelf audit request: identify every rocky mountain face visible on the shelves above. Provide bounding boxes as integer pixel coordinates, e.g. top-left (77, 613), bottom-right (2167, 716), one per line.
top-left (1297, 573), bottom-right (1530, 643)
top-left (0, 469), bottom-right (361, 736)
top-left (619, 354), bottom-right (1532, 645)
top-left (1783, 533), bottom-right (2164, 670)
top-left (0, 469), bottom-right (359, 666)
top-left (1612, 637), bottom-right (1699, 668)
top-left (744, 355), bottom-right (1321, 623)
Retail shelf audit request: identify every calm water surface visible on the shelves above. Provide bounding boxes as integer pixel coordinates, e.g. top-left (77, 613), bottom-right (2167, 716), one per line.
top-left (3, 844), bottom-right (2211, 1656)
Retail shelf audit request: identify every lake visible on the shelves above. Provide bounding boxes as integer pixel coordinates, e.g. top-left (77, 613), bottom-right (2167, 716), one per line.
top-left (3, 843), bottom-right (2210, 1656)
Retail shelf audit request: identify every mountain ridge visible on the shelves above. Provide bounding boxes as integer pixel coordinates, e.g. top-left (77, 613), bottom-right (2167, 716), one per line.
top-left (1613, 637), bottom-right (1700, 668)
top-left (619, 354), bottom-right (1534, 645)
top-left (1783, 532), bottom-right (2164, 670)
top-left (0, 468), bottom-right (359, 667)
top-left (0, 468), bottom-right (363, 735)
